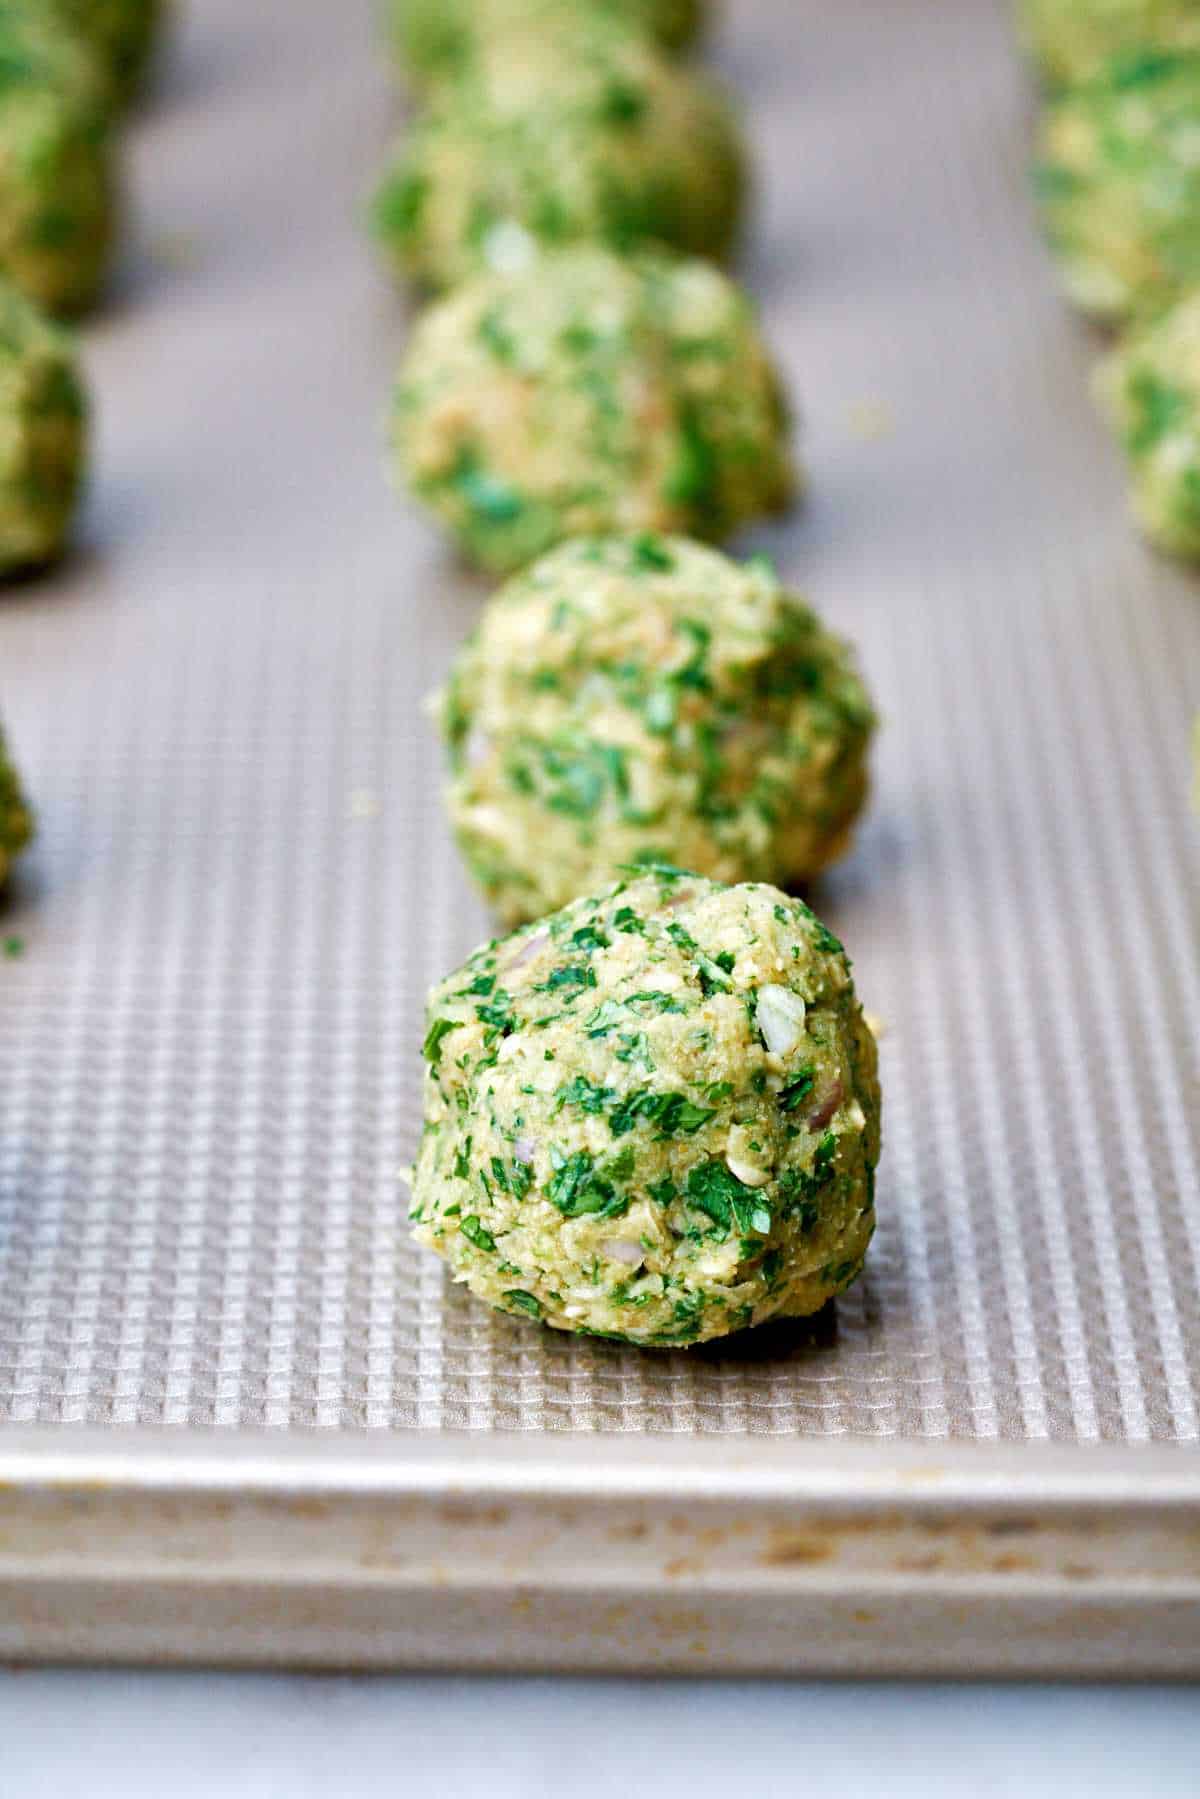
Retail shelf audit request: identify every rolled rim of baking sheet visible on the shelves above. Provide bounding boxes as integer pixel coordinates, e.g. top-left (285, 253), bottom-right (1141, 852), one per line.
top-left (1, 1429), bottom-right (1198, 1676)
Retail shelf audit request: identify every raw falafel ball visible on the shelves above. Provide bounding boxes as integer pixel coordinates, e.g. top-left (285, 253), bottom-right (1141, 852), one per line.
top-left (1035, 48), bottom-right (1200, 322)
top-left (409, 868), bottom-right (881, 1346)
top-left (372, 21), bottom-right (744, 292)
top-left (0, 0), bottom-right (107, 105)
top-left (0, 722), bottom-right (33, 886)
top-left (392, 246), bottom-right (795, 574)
top-left (0, 7), bottom-right (117, 314)
top-left (1096, 285), bottom-right (1200, 558)
top-left (436, 535), bottom-right (875, 926)
top-left (1016, 0), bottom-right (1200, 88)
top-left (388, 0), bottom-right (706, 89)
top-left (49, 0), bottom-right (167, 107)
top-left (0, 281), bottom-right (87, 570)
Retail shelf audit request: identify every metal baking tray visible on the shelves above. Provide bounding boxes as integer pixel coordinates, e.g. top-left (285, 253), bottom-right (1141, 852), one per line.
top-left (0, 0), bottom-right (1197, 1677)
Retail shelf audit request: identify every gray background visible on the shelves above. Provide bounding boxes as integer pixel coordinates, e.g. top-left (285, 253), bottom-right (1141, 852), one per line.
top-left (2, 1670), bottom-right (1199, 1796)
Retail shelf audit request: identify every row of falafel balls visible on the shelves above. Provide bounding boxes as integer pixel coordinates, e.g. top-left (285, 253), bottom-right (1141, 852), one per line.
top-left (18, 0), bottom-right (1188, 1353)
top-left (0, 1), bottom-right (166, 579)
top-left (369, 1), bottom-right (884, 1347)
top-left (0, 10), bottom-right (167, 973)
top-left (1023, 0), bottom-right (1200, 560)
top-left (0, 5), bottom-right (166, 932)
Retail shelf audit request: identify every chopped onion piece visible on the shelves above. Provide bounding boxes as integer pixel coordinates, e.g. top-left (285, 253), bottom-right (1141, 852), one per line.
top-left (504, 931), bottom-right (548, 973)
top-left (725, 1153), bottom-right (770, 1188)
top-left (600, 1238), bottom-right (644, 1266)
top-left (807, 1078), bottom-right (845, 1133)
top-left (756, 983), bottom-right (807, 1057)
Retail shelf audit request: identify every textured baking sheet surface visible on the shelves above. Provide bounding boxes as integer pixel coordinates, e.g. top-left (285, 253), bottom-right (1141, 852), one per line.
top-left (0, 0), bottom-right (1196, 1443)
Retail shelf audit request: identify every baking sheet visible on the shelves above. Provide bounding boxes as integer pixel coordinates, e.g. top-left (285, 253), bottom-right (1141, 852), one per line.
top-left (0, 0), bottom-right (1197, 1454)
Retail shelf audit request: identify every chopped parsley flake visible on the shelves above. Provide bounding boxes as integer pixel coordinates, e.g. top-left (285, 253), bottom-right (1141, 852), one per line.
top-left (630, 533), bottom-right (674, 572)
top-left (459, 1215), bottom-right (496, 1252)
top-left (547, 1146), bottom-right (632, 1218)
top-left (423, 1017), bottom-right (460, 1065)
top-left (476, 990), bottom-right (515, 1038)
top-left (504, 1289), bottom-right (543, 1318)
top-left (778, 1065), bottom-right (816, 1112)
top-left (556, 1074), bottom-right (618, 1115)
top-left (685, 1161), bottom-right (772, 1238)
top-left (535, 963), bottom-right (598, 995)
top-left (570, 923), bottom-right (610, 951)
top-left (609, 1089), bottom-right (716, 1138)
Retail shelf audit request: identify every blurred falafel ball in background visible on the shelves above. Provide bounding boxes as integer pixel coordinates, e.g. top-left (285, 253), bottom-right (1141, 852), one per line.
top-left (0, 721), bottom-right (34, 887)
top-left (1035, 46), bottom-right (1200, 322)
top-left (48, 0), bottom-right (168, 107)
top-left (392, 246), bottom-right (796, 575)
top-left (0, 280), bottom-right (88, 571)
top-left (0, 2), bottom-right (118, 314)
top-left (372, 15), bottom-right (744, 294)
top-left (1016, 0), bottom-right (1200, 88)
top-left (388, 0), bottom-right (708, 91)
top-left (1097, 287), bottom-right (1200, 559)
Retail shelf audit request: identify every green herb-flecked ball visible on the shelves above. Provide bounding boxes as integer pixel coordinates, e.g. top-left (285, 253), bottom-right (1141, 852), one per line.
top-left (392, 246), bottom-right (795, 575)
top-left (1096, 286), bottom-right (1200, 557)
top-left (436, 535), bottom-right (876, 928)
top-left (0, 280), bottom-right (87, 569)
top-left (1035, 48), bottom-right (1200, 322)
top-left (372, 20), bottom-right (743, 293)
top-left (0, 5), bottom-right (117, 314)
top-left (1016, 0), bottom-right (1200, 87)
top-left (0, 721), bottom-right (33, 885)
top-left (387, 0), bottom-right (707, 90)
top-left (0, 0), bottom-right (108, 102)
top-left (410, 868), bottom-right (881, 1346)
top-left (49, 0), bottom-right (167, 107)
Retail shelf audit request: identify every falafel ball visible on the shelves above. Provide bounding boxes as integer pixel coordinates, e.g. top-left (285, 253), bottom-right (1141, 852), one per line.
top-left (392, 246), bottom-right (795, 574)
top-left (0, 5), bottom-right (117, 313)
top-left (409, 867), bottom-right (881, 1345)
top-left (49, 0), bottom-right (166, 107)
top-left (1097, 285), bottom-right (1200, 558)
top-left (0, 280), bottom-right (87, 570)
top-left (0, 722), bottom-right (33, 886)
top-left (372, 19), bottom-right (744, 292)
top-left (389, 0), bottom-right (706, 89)
top-left (1016, 0), bottom-right (1200, 88)
top-left (436, 535), bottom-right (875, 926)
top-left (1035, 47), bottom-right (1200, 322)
